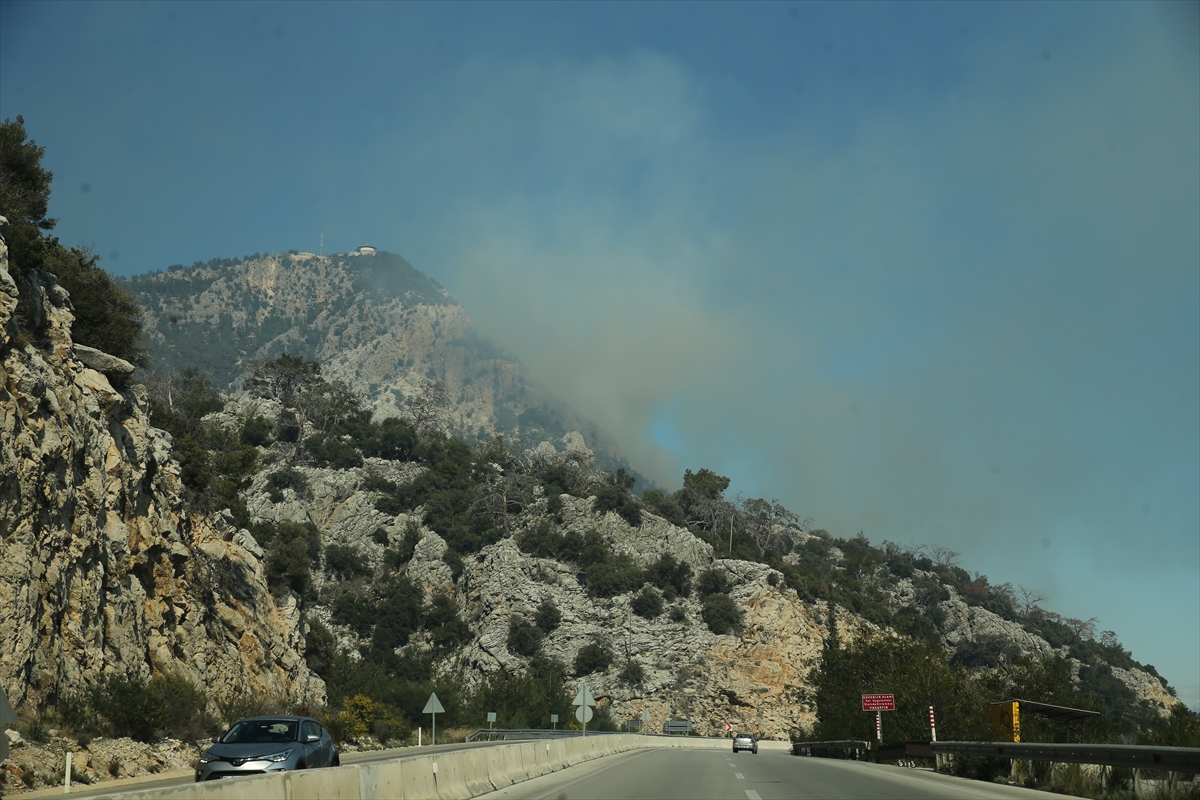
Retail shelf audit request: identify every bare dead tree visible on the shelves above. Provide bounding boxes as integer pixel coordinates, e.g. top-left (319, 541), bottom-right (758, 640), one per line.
top-left (144, 368), bottom-right (178, 411)
top-left (472, 465), bottom-right (539, 536)
top-left (1063, 616), bottom-right (1099, 641)
top-left (1017, 584), bottom-right (1047, 618)
top-left (402, 379), bottom-right (450, 432)
top-left (299, 379), bottom-right (365, 435)
top-left (740, 497), bottom-right (801, 553)
top-left (931, 545), bottom-right (961, 568)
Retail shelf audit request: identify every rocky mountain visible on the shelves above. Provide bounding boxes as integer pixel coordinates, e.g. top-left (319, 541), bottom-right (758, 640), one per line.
top-left (0, 234), bottom-right (1178, 760)
top-left (0, 238), bottom-right (323, 712)
top-left (123, 250), bottom-right (627, 472)
top-left (200, 389), bottom-right (1176, 740)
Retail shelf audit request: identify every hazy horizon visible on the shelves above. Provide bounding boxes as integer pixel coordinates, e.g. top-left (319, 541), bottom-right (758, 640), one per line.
top-left (2, 1), bottom-right (1196, 707)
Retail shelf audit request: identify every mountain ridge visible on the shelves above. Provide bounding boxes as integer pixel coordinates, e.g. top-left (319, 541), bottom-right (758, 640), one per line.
top-left (124, 250), bottom-right (633, 478)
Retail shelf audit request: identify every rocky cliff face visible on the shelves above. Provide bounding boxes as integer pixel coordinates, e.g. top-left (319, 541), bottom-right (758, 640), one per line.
top-left (126, 252), bottom-right (624, 467)
top-left (0, 240), bottom-right (323, 710)
top-left (227, 417), bottom-right (1176, 736)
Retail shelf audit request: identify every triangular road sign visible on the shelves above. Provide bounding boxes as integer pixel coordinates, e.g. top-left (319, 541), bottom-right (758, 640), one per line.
top-left (640, 709), bottom-right (651, 723)
top-left (572, 684), bottom-right (596, 707)
top-left (423, 692), bottom-right (445, 714)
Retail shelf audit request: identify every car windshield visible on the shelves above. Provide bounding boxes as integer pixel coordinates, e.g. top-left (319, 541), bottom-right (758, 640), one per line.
top-left (220, 720), bottom-right (299, 745)
top-left (736, 733), bottom-right (753, 739)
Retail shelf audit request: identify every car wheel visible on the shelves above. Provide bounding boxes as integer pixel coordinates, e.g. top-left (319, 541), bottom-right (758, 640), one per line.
top-left (332, 754), bottom-right (341, 767)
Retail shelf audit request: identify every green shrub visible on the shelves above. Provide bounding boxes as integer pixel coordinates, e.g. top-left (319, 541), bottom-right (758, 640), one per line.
top-left (668, 605), bottom-right (687, 623)
top-left (469, 655), bottom-right (573, 730)
top-left (275, 410), bottom-right (302, 443)
top-left (573, 641), bottom-right (612, 676)
top-left (534, 599), bottom-right (562, 634)
top-left (325, 544), bottom-right (370, 581)
top-left (426, 595), bottom-right (471, 651)
top-left (701, 594), bottom-right (743, 635)
top-left (82, 672), bottom-right (214, 743)
top-left (89, 674), bottom-right (166, 742)
top-left (304, 616), bottom-right (338, 679)
top-left (631, 586), bottom-right (664, 619)
top-left (22, 718), bottom-right (49, 744)
top-left (443, 550), bottom-right (465, 581)
top-left (584, 554), bottom-right (645, 598)
top-left (648, 553), bottom-right (692, 599)
top-left (330, 583), bottom-right (377, 636)
top-left (360, 417), bottom-right (418, 461)
top-left (304, 434), bottom-right (364, 469)
top-left (641, 489), bottom-right (685, 527)
top-left (266, 467), bottom-right (309, 500)
top-left (256, 520), bottom-right (322, 598)
top-left (591, 485), bottom-right (642, 526)
top-left (369, 577), bottom-right (425, 660)
top-left (696, 568), bottom-right (730, 598)
top-left (618, 660), bottom-right (645, 687)
top-left (240, 416), bottom-right (273, 446)
top-left (364, 471), bottom-right (399, 494)
top-left (507, 618), bottom-right (544, 657)
top-left (151, 673), bottom-right (217, 741)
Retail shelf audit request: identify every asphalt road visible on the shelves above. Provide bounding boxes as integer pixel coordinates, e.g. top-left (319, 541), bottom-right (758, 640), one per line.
top-left (476, 747), bottom-right (1055, 800)
top-left (24, 740), bottom-right (506, 799)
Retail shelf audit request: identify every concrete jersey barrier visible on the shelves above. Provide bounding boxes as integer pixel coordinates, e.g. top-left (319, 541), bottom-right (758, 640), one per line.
top-left (86, 734), bottom-right (738, 800)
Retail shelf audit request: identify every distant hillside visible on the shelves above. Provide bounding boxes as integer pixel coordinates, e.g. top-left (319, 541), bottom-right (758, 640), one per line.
top-left (123, 249), bottom-right (631, 471)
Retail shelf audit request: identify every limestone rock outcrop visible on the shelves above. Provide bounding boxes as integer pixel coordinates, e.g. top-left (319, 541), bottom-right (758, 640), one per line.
top-left (0, 241), bottom-right (324, 710)
top-left (127, 252), bottom-right (624, 468)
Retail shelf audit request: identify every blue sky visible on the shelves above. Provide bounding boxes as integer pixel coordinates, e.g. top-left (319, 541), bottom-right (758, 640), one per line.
top-left (3, 0), bottom-right (1197, 707)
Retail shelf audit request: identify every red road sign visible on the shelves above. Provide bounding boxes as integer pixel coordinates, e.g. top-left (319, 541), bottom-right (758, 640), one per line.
top-left (725, 723), bottom-right (733, 732)
top-left (862, 694), bottom-right (895, 711)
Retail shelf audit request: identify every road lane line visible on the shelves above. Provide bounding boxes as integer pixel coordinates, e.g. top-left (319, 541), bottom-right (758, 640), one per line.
top-left (527, 749), bottom-right (654, 800)
top-left (745, 791), bottom-right (762, 800)
top-left (735, 773), bottom-right (744, 779)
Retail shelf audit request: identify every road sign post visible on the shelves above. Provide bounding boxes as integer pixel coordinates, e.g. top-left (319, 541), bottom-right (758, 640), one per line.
top-left (641, 709), bottom-right (651, 735)
top-left (424, 692), bottom-right (445, 745)
top-left (551, 714), bottom-right (558, 731)
top-left (861, 694), bottom-right (894, 745)
top-left (572, 684), bottom-right (596, 737)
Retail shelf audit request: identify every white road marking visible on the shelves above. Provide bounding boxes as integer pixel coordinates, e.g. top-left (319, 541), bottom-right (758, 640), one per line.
top-left (735, 773), bottom-right (745, 779)
top-left (526, 750), bottom-right (653, 800)
top-left (745, 791), bottom-right (762, 800)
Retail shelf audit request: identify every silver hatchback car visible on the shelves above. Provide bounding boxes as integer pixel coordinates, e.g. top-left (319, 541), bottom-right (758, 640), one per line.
top-left (195, 716), bottom-right (339, 781)
top-left (733, 732), bottom-right (758, 754)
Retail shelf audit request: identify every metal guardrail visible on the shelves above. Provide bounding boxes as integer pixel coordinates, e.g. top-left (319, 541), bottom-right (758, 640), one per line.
top-left (792, 740), bottom-right (872, 757)
top-left (464, 728), bottom-right (718, 743)
top-left (464, 728), bottom-right (629, 742)
top-left (931, 741), bottom-right (1200, 774)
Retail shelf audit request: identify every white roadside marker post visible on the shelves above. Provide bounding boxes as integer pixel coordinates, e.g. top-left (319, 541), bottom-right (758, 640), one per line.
top-left (64, 751), bottom-right (72, 794)
top-left (929, 706), bottom-right (939, 771)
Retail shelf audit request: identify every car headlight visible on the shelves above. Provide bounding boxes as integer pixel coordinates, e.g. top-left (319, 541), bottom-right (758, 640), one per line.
top-left (258, 750), bottom-right (293, 763)
top-left (198, 751), bottom-right (216, 764)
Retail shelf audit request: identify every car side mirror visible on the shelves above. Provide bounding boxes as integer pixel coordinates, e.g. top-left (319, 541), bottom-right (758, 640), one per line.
top-left (305, 733), bottom-right (321, 743)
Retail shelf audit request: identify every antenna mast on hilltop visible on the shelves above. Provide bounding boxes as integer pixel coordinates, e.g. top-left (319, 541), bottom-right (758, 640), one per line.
top-left (320, 233), bottom-right (323, 257)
